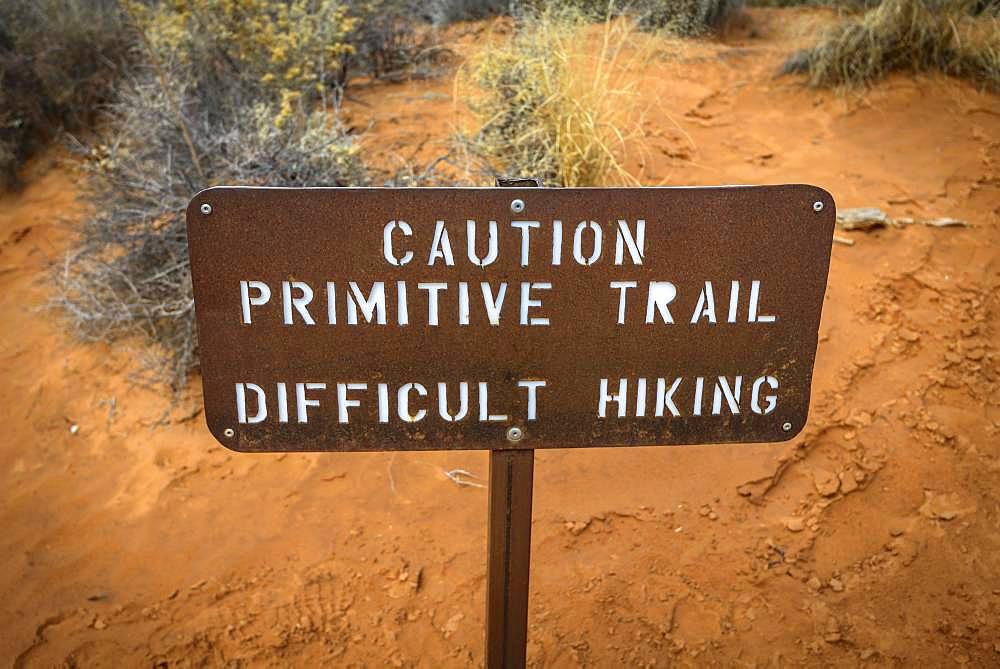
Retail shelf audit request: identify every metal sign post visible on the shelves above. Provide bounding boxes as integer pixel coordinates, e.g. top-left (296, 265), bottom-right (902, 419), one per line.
top-left (185, 181), bottom-right (836, 668)
top-left (486, 447), bottom-right (534, 668)
top-left (485, 178), bottom-right (539, 669)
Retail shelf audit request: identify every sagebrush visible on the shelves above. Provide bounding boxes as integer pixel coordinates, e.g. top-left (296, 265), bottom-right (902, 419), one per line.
top-left (129, 0), bottom-right (449, 115)
top-left (53, 0), bottom-right (467, 388)
top-left (54, 2), bottom-right (374, 387)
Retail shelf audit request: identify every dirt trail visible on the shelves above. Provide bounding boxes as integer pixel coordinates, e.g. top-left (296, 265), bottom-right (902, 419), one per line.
top-left (1, 8), bottom-right (998, 667)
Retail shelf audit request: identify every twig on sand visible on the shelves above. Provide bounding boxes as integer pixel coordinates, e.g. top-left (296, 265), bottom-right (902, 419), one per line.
top-left (443, 468), bottom-right (485, 489)
top-left (388, 453), bottom-right (399, 496)
top-left (924, 217), bottom-right (967, 228)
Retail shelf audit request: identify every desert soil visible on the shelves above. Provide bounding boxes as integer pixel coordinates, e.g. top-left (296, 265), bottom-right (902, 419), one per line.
top-left (1, 8), bottom-right (998, 667)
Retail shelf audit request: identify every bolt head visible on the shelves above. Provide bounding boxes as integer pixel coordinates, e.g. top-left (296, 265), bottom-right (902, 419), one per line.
top-left (223, 427), bottom-right (235, 438)
top-left (812, 201), bottom-right (824, 212)
top-left (510, 199), bottom-right (525, 214)
top-left (200, 203), bottom-right (213, 215)
top-left (506, 426), bottom-right (524, 442)
top-left (782, 422), bottom-right (793, 432)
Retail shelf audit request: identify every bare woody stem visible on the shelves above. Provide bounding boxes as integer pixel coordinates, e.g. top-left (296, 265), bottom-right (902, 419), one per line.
top-left (123, 4), bottom-right (206, 182)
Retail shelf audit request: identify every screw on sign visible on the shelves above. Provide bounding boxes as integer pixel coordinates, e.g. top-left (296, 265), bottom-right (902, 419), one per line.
top-left (185, 180), bottom-right (836, 668)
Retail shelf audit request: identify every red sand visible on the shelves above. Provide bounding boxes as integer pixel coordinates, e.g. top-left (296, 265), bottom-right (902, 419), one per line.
top-left (1, 8), bottom-right (998, 667)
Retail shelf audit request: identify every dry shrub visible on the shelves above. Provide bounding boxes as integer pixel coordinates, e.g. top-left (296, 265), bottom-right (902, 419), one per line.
top-left (55, 5), bottom-right (370, 388)
top-left (423, 0), bottom-right (512, 24)
top-left (457, 7), bottom-right (649, 186)
top-left (52, 1), bottom-right (461, 389)
top-left (0, 0), bottom-right (131, 187)
top-left (636, 0), bottom-right (746, 34)
top-left (348, 0), bottom-right (453, 81)
top-left (748, 0), bottom-right (877, 7)
top-left (126, 0), bottom-right (360, 122)
top-left (127, 0), bottom-right (450, 114)
top-left (528, 0), bottom-right (745, 35)
top-left (782, 0), bottom-right (1000, 88)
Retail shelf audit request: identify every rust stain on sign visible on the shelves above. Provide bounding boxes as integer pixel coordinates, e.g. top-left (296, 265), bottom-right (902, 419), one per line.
top-left (186, 185), bottom-right (835, 452)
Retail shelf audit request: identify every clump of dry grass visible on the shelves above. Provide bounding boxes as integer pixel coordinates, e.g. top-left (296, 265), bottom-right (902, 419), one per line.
top-left (457, 7), bottom-right (650, 186)
top-left (782, 0), bottom-right (1000, 89)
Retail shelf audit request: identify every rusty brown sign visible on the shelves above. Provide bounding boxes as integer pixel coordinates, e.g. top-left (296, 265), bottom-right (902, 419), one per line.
top-left (186, 185), bottom-right (835, 452)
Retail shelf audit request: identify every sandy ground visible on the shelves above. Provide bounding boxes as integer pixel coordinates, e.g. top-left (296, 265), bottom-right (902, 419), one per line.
top-left (1, 8), bottom-right (998, 667)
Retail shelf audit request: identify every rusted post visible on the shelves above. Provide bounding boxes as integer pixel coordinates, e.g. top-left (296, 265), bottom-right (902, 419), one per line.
top-left (485, 176), bottom-right (540, 669)
top-left (486, 448), bottom-right (534, 668)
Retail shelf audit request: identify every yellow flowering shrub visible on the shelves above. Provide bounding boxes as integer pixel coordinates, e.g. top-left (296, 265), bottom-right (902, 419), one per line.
top-left (126, 0), bottom-right (358, 123)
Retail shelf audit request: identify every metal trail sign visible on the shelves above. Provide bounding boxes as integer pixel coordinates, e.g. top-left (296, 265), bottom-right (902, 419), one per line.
top-left (186, 183), bottom-right (835, 667)
top-left (188, 185), bottom-right (834, 451)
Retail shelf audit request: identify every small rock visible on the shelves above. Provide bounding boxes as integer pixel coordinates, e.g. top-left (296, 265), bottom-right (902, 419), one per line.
top-left (92, 617), bottom-right (107, 630)
top-left (839, 471), bottom-right (859, 494)
top-left (837, 207), bottom-right (890, 231)
top-left (824, 617), bottom-right (842, 643)
top-left (813, 469), bottom-right (840, 497)
top-left (708, 511), bottom-right (718, 521)
top-left (829, 578), bottom-right (844, 592)
top-left (807, 576), bottom-right (822, 591)
top-left (784, 517), bottom-right (805, 533)
top-left (69, 424), bottom-right (79, 435)
top-left (919, 491), bottom-right (974, 521)
top-left (441, 612), bottom-right (464, 639)
top-left (859, 648), bottom-right (877, 660)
